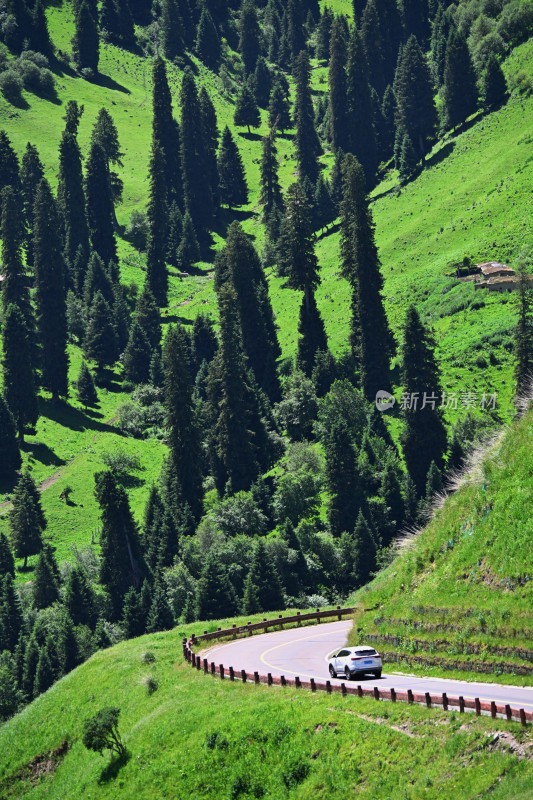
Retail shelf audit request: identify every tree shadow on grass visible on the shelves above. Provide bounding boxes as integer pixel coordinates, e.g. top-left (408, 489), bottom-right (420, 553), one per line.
top-left (98, 751), bottom-right (130, 784)
top-left (237, 131), bottom-right (262, 142)
top-left (21, 440), bottom-right (65, 468)
top-left (90, 71), bottom-right (131, 95)
top-left (39, 398), bottom-right (125, 437)
top-left (425, 139), bottom-right (456, 169)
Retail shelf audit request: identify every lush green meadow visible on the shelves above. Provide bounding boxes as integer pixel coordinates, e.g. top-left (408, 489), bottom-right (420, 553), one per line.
top-left (0, 619), bottom-right (532, 799)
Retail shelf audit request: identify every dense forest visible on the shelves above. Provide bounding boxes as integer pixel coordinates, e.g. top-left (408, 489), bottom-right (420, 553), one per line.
top-left (0, 0), bottom-right (532, 721)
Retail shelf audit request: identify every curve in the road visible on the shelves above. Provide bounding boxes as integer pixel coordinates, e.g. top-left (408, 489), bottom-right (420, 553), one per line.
top-left (202, 620), bottom-right (533, 711)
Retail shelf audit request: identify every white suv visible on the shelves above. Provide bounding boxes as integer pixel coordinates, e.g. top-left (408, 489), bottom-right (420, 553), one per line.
top-left (328, 646), bottom-right (382, 680)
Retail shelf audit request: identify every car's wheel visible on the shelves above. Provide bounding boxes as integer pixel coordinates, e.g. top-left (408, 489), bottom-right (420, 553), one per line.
top-left (374, 669), bottom-right (382, 679)
top-left (344, 667), bottom-right (351, 681)
top-left (329, 664), bottom-right (336, 678)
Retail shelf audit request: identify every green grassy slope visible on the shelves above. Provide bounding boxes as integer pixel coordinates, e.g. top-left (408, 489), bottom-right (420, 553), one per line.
top-left (1, 619), bottom-right (532, 799)
top-left (348, 405), bottom-right (533, 684)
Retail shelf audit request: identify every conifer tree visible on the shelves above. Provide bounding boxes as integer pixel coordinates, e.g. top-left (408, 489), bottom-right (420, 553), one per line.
top-left (395, 35), bottom-right (437, 162)
top-left (380, 461), bottom-right (405, 534)
top-left (100, 0), bottom-right (121, 43)
top-left (95, 470), bottom-right (145, 620)
top-left (32, 550), bottom-right (59, 610)
top-left (239, 0), bottom-right (262, 75)
top-left (85, 142), bottom-right (117, 267)
top-left (223, 222), bottom-right (281, 399)
top-left (76, 362), bottom-right (98, 410)
top-left (150, 352), bottom-right (164, 388)
top-left (218, 126), bottom-right (248, 209)
top-left (83, 252), bottom-right (114, 309)
top-left (33, 179), bottom-right (69, 401)
top-left (0, 575), bottom-right (23, 651)
top-left (72, 0), bottom-right (99, 73)
top-left (253, 57), bottom-right (272, 108)
top-left (314, 175), bottom-right (335, 232)
top-left (115, 0), bottom-right (135, 46)
top-left (121, 587), bottom-right (145, 638)
top-left (328, 16), bottom-right (349, 152)
top-left (134, 285), bottom-right (161, 352)
top-left (352, 509), bottom-right (377, 586)
top-left (9, 472), bottom-right (45, 568)
top-left (325, 420), bottom-right (363, 536)
top-left (161, 0), bottom-right (185, 60)
top-left (482, 53), bottom-right (507, 111)
top-left (199, 87), bottom-right (220, 211)
top-left (400, 306), bottom-right (447, 496)
top-left (315, 6), bottom-right (334, 60)
top-left (244, 539), bottom-right (285, 612)
top-left (146, 581), bottom-right (174, 632)
top-left (195, 551), bottom-right (237, 620)
top-left (123, 323), bottom-right (151, 385)
top-left (58, 611), bottom-right (79, 673)
top-left (0, 131), bottom-right (20, 199)
top-left (91, 108), bottom-right (124, 214)
top-left (400, 0), bottom-right (429, 48)
top-left (20, 143), bottom-right (44, 268)
top-left (196, 7), bottom-right (220, 70)
top-left (33, 642), bottom-right (56, 697)
top-left (443, 28), bottom-right (478, 131)
top-left (430, 4), bottom-right (453, 87)
top-left (84, 292), bottom-right (118, 370)
top-left (0, 395), bottom-right (21, 478)
top-left (287, 0), bottom-right (305, 62)
top-left (0, 187), bottom-right (29, 319)
top-left (296, 290), bottom-right (328, 377)
top-left (234, 79), bottom-right (261, 134)
top-left (151, 58), bottom-right (183, 210)
top-left (259, 131), bottom-right (283, 222)
top-left (180, 69), bottom-right (213, 232)
top-left (425, 459), bottom-right (443, 502)
top-left (399, 131), bottom-right (418, 181)
top-left (293, 50), bottom-right (321, 185)
top-left (2, 306), bottom-right (38, 441)
top-left (514, 264), bottom-right (533, 397)
top-left (380, 84), bottom-right (396, 159)
top-left (166, 202), bottom-right (183, 267)
top-left (62, 564), bottom-right (97, 630)
top-left (146, 141), bottom-right (168, 307)
top-left (163, 325), bottom-right (204, 522)
top-left (268, 77), bottom-right (292, 133)
top-left (22, 635), bottom-right (39, 697)
top-left (191, 314), bottom-right (218, 374)
top-left (177, 211), bottom-right (200, 271)
top-left (360, 0), bottom-right (386, 96)
top-left (242, 569), bottom-right (261, 613)
top-left (57, 129), bottom-right (90, 288)
top-left (0, 532), bottom-right (15, 578)
top-left (339, 155), bottom-right (393, 399)
top-left (346, 27), bottom-right (378, 187)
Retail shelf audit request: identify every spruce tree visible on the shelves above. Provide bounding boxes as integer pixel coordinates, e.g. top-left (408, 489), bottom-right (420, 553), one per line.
top-left (0, 532), bottom-right (15, 578)
top-left (380, 84), bottom-right (396, 160)
top-left (296, 290), bottom-right (328, 377)
top-left (380, 461), bottom-right (405, 534)
top-left (2, 305), bottom-right (38, 441)
top-left (315, 6), bottom-right (334, 60)
top-left (195, 551), bottom-right (237, 620)
top-left (339, 155), bottom-right (393, 399)
top-left (22, 635), bottom-right (39, 697)
top-left (0, 575), bottom-right (23, 651)
top-left (353, 509), bottom-right (377, 586)
top-left (0, 131), bottom-right (20, 199)
top-left (161, 0), bottom-right (185, 60)
top-left (9, 472), bottom-right (45, 568)
top-left (180, 69), bottom-right (213, 233)
top-left (33, 642), bottom-right (56, 697)
top-left (100, 0), bottom-right (121, 43)
top-left (293, 50), bottom-right (321, 185)
top-left (146, 141), bottom-right (168, 307)
top-left (0, 396), bottom-right (21, 477)
top-left (328, 16), bottom-right (349, 153)
top-left (57, 129), bottom-right (90, 289)
top-left (20, 143), bottom-right (44, 269)
top-left (166, 202), bottom-right (183, 267)
top-left (399, 131), bottom-right (418, 181)
top-left (199, 87), bottom-right (220, 211)
top-left (191, 314), bottom-right (218, 373)
top-left (121, 587), bottom-right (145, 638)
top-left (314, 175), bottom-right (335, 231)
top-left (361, 0), bottom-right (386, 96)
top-left (268, 77), bottom-right (292, 134)
top-left (287, 0), bottom-right (305, 62)
top-left (83, 252), bottom-right (114, 309)
top-left (259, 131), bottom-right (283, 222)
top-left (443, 28), bottom-right (478, 131)
top-left (123, 323), bottom-right (151, 385)
top-left (64, 564), bottom-right (96, 627)
top-left (84, 292), bottom-right (118, 370)
top-left (91, 108), bottom-right (124, 213)
top-left (217, 126), bottom-right (248, 209)
top-left (244, 539), bottom-right (285, 612)
top-left (482, 53), bottom-right (507, 111)
top-left (325, 420), bottom-right (362, 536)
top-left (163, 325), bottom-right (204, 522)
top-left (238, 0), bottom-right (262, 75)
top-left (177, 211), bottom-right (200, 271)
top-left (223, 222), bottom-right (281, 399)
top-left (146, 581), bottom-right (174, 632)
top-left (395, 35), bottom-right (437, 162)
top-left (95, 470), bottom-right (145, 620)
top-left (151, 58), bottom-right (183, 210)
top-left (196, 7), bottom-right (220, 70)
top-left (76, 361), bottom-right (98, 409)
top-left (346, 26), bottom-right (378, 187)
top-left (1, 187), bottom-right (29, 320)
top-left (253, 57), bottom-right (272, 108)
top-left (400, 306), bottom-right (447, 497)
top-left (85, 141), bottom-right (117, 267)
top-left (72, 0), bottom-right (99, 73)
top-left (32, 550), bottom-right (59, 609)
top-left (234, 79), bottom-right (261, 134)
top-left (33, 179), bottom-right (69, 401)
top-left (134, 285), bottom-right (161, 352)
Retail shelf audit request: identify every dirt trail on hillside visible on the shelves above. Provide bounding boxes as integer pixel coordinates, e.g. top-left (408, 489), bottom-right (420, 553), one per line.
top-left (0, 415), bottom-right (120, 513)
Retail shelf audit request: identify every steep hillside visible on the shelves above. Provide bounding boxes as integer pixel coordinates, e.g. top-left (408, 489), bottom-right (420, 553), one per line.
top-left (0, 620), bottom-right (532, 800)
top-left (349, 405), bottom-right (533, 684)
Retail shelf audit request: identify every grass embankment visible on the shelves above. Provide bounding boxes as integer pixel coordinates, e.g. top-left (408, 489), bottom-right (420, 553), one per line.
top-left (0, 7), bottom-right (532, 573)
top-left (1, 617), bottom-right (532, 799)
top-left (349, 407), bottom-right (533, 685)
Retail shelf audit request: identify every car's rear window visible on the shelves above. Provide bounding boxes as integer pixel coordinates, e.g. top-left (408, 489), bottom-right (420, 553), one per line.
top-left (353, 648), bottom-right (377, 656)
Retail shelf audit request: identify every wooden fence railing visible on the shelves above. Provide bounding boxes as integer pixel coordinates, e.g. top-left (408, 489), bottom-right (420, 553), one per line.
top-left (182, 607), bottom-right (532, 727)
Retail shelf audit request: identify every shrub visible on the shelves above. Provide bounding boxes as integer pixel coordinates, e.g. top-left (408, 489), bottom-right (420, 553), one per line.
top-left (101, 448), bottom-right (141, 476)
top-left (66, 291), bottom-right (87, 343)
top-left (82, 707), bottom-right (126, 757)
top-left (126, 210), bottom-right (149, 251)
top-left (0, 70), bottom-right (23, 103)
top-left (210, 491), bottom-right (268, 537)
top-left (141, 651), bottom-right (156, 664)
top-left (142, 675), bottom-right (158, 695)
top-left (18, 59), bottom-right (41, 90)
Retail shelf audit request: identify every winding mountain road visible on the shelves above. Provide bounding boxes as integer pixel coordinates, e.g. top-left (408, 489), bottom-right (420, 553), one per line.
top-left (202, 620), bottom-right (533, 711)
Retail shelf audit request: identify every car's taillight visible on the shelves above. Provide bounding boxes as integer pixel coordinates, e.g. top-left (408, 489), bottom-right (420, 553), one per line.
top-left (351, 657), bottom-right (363, 661)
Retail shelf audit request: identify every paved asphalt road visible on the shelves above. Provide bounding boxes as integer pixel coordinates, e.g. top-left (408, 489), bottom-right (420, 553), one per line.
top-left (202, 620), bottom-right (533, 710)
